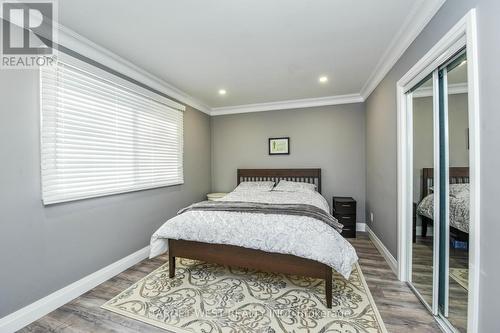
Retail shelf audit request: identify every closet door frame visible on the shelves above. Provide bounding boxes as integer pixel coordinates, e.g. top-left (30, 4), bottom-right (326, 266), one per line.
top-left (396, 9), bottom-right (480, 333)
top-left (403, 69), bottom-right (440, 316)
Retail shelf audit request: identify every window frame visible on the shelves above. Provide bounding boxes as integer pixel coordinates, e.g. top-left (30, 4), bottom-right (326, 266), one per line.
top-left (39, 54), bottom-right (185, 205)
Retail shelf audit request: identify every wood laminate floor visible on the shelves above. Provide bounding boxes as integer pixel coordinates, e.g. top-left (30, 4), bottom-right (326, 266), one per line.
top-left (411, 235), bottom-right (468, 333)
top-left (19, 233), bottom-right (443, 333)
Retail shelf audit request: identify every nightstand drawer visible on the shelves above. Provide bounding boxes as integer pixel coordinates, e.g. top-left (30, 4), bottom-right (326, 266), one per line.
top-left (341, 227), bottom-right (356, 238)
top-left (335, 214), bottom-right (356, 226)
top-left (332, 196), bottom-right (356, 238)
top-left (333, 200), bottom-right (356, 214)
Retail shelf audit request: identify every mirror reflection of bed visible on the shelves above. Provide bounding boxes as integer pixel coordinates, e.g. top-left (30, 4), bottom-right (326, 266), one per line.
top-left (410, 63), bottom-right (469, 333)
top-left (413, 167), bottom-right (469, 331)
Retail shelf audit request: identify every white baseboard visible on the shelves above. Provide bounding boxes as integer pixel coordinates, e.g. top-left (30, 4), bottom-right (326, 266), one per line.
top-left (365, 225), bottom-right (398, 275)
top-left (356, 223), bottom-right (366, 232)
top-left (0, 246), bottom-right (150, 333)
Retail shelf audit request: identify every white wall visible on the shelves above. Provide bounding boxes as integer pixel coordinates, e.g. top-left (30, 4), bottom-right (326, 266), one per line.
top-left (413, 93), bottom-right (469, 200)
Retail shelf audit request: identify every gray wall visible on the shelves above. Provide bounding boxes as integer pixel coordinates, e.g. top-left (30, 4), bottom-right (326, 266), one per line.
top-left (0, 69), bottom-right (211, 317)
top-left (365, 0), bottom-right (500, 331)
top-left (413, 93), bottom-right (469, 200)
top-left (211, 104), bottom-right (366, 221)
top-left (412, 94), bottom-right (469, 234)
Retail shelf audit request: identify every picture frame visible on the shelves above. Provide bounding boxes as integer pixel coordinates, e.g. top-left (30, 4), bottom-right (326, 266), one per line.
top-left (269, 137), bottom-right (290, 155)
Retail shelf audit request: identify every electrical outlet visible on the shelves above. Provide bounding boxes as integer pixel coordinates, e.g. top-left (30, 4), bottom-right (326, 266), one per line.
top-left (370, 212), bottom-right (374, 223)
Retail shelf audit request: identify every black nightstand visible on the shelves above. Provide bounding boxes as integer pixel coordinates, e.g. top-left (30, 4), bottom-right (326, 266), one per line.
top-left (333, 196), bottom-right (356, 238)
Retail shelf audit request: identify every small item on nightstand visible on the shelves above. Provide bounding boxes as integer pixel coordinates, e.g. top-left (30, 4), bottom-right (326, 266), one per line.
top-left (333, 196), bottom-right (356, 238)
top-left (207, 192), bottom-right (228, 201)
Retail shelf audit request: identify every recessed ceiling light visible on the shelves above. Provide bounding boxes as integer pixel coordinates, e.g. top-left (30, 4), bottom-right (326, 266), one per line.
top-left (218, 89), bottom-right (227, 95)
top-left (319, 76), bottom-right (328, 83)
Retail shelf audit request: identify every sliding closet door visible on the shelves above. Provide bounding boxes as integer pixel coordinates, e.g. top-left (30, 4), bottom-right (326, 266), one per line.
top-left (438, 51), bottom-right (469, 333)
top-left (408, 73), bottom-right (439, 314)
top-left (409, 48), bottom-right (471, 332)
top-left (407, 49), bottom-right (471, 333)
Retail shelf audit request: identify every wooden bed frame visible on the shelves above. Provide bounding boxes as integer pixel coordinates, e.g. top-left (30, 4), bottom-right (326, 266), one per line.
top-left (418, 167), bottom-right (469, 242)
top-left (168, 168), bottom-right (335, 308)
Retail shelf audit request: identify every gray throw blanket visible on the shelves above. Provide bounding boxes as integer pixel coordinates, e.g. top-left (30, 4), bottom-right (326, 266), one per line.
top-left (178, 201), bottom-right (343, 233)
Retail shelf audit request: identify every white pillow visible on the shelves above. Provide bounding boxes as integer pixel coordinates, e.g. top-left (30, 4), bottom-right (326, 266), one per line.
top-left (449, 183), bottom-right (469, 197)
top-left (233, 181), bottom-right (275, 192)
top-left (273, 180), bottom-right (316, 193)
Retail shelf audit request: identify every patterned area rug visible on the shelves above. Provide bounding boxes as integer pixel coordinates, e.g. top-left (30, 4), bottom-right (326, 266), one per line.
top-left (450, 268), bottom-right (468, 290)
top-left (102, 258), bottom-right (387, 333)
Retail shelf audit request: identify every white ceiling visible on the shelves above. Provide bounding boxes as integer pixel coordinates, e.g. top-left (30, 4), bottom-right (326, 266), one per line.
top-left (58, 0), bottom-right (445, 112)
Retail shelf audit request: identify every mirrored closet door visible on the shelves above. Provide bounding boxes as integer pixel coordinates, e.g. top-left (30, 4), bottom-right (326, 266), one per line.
top-left (440, 51), bottom-right (469, 332)
top-left (409, 73), bottom-right (437, 313)
top-left (406, 49), bottom-right (470, 333)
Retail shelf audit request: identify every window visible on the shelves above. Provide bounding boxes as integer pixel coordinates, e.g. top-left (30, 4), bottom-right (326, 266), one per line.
top-left (40, 61), bottom-right (184, 205)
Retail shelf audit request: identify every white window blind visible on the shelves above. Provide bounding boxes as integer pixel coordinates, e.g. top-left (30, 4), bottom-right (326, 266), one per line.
top-left (40, 61), bottom-right (184, 205)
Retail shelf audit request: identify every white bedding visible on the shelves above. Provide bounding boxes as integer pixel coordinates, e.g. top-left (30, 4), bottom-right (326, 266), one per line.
top-left (150, 190), bottom-right (358, 279)
top-left (416, 184), bottom-right (470, 233)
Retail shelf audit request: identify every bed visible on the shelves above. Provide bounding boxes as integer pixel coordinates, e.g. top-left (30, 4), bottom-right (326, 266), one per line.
top-left (415, 167), bottom-right (470, 242)
top-left (149, 168), bottom-right (358, 308)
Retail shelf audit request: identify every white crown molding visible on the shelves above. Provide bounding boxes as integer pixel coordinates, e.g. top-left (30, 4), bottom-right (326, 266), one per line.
top-left (412, 82), bottom-right (468, 98)
top-left (210, 0), bottom-right (446, 115)
top-left (54, 24), bottom-right (365, 117)
top-left (3, 10), bottom-right (211, 114)
top-left (10, 11), bottom-right (366, 116)
top-left (8, 1), bottom-right (446, 116)
top-left (360, 0), bottom-right (447, 100)
top-left (210, 93), bottom-right (364, 116)
top-left (54, 24), bottom-right (212, 115)
top-left (0, 246), bottom-right (150, 333)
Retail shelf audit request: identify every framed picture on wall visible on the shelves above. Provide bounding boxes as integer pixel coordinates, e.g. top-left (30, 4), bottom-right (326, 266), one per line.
top-left (269, 137), bottom-right (290, 155)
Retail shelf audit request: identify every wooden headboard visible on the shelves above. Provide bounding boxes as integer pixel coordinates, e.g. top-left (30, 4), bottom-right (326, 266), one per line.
top-left (237, 169), bottom-right (322, 194)
top-left (421, 167), bottom-right (469, 199)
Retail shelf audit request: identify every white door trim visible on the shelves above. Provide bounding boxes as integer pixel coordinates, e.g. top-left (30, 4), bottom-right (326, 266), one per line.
top-left (396, 9), bottom-right (480, 333)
